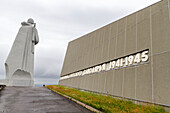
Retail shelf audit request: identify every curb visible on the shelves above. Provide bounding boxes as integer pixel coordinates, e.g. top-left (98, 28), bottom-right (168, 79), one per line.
top-left (47, 87), bottom-right (103, 113)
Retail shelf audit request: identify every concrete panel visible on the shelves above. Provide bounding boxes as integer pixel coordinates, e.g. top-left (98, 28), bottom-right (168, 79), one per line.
top-left (110, 22), bottom-right (117, 38)
top-left (67, 78), bottom-right (71, 87)
top-left (64, 79), bottom-right (68, 87)
top-left (83, 76), bottom-right (88, 89)
top-left (66, 79), bottom-right (70, 87)
top-left (136, 63), bottom-right (152, 102)
top-left (74, 78), bottom-right (78, 88)
top-left (98, 29), bottom-right (105, 64)
top-left (125, 12), bottom-right (136, 56)
top-left (93, 31), bottom-right (98, 48)
top-left (102, 72), bottom-right (107, 93)
top-left (153, 52), bottom-right (170, 105)
top-left (80, 37), bottom-right (86, 70)
top-left (97, 72), bottom-right (105, 93)
top-left (108, 36), bottom-right (116, 61)
top-left (91, 73), bottom-right (97, 92)
top-left (118, 18), bottom-right (126, 34)
top-left (127, 13), bottom-right (136, 28)
top-left (137, 15), bottom-right (151, 51)
top-left (71, 78), bottom-right (75, 87)
top-left (125, 25), bottom-right (136, 55)
top-left (68, 43), bottom-right (74, 73)
top-left (84, 76), bottom-right (89, 90)
top-left (94, 74), bottom-right (100, 92)
top-left (71, 78), bottom-right (74, 87)
top-left (108, 22), bottom-right (117, 61)
top-left (82, 76), bottom-right (87, 89)
top-left (76, 77), bottom-right (81, 89)
top-left (61, 43), bottom-right (71, 76)
top-left (116, 31), bottom-right (125, 58)
top-left (115, 13), bottom-right (126, 59)
top-left (70, 78), bottom-right (74, 87)
top-left (73, 78), bottom-right (77, 88)
top-left (75, 77), bottom-right (79, 88)
top-left (63, 79), bottom-right (66, 87)
top-left (84, 75), bottom-right (89, 90)
top-left (79, 76), bottom-right (84, 89)
top-left (73, 78), bottom-right (76, 88)
top-left (90, 33), bottom-right (96, 67)
top-left (87, 33), bottom-right (94, 67)
top-left (113, 69), bottom-right (123, 96)
top-left (151, 0), bottom-right (168, 13)
top-left (104, 70), bottom-right (114, 95)
top-left (78, 37), bottom-right (84, 57)
top-left (90, 48), bottom-right (95, 67)
top-left (67, 79), bottom-right (70, 87)
top-left (86, 75), bottom-right (91, 90)
top-left (152, 7), bottom-right (170, 54)
top-left (94, 29), bottom-right (101, 65)
top-left (123, 67), bottom-right (135, 99)
top-left (137, 7), bottom-right (150, 23)
top-left (88, 75), bottom-right (94, 91)
top-left (102, 25), bottom-right (111, 62)
top-left (84, 35), bottom-right (90, 69)
top-left (72, 42), bottom-right (77, 72)
top-left (74, 41), bottom-right (80, 72)
top-left (96, 47), bottom-right (100, 65)
top-left (93, 47), bottom-right (98, 66)
top-left (93, 31), bottom-right (99, 65)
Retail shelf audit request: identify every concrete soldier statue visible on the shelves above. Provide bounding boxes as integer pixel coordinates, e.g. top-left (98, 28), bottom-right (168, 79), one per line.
top-left (5, 18), bottom-right (39, 86)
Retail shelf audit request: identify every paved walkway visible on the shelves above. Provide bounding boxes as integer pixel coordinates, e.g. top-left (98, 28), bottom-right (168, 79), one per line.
top-left (0, 86), bottom-right (93, 113)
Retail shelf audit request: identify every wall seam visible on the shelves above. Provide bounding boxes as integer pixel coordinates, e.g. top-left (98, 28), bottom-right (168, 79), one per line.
top-left (150, 6), bottom-right (154, 103)
top-left (112, 22), bottom-right (119, 95)
top-left (107, 26), bottom-right (112, 62)
top-left (122, 17), bottom-right (127, 97)
top-left (93, 32), bottom-right (98, 91)
top-left (135, 13), bottom-right (138, 103)
top-left (168, 0), bottom-right (170, 19)
top-left (101, 29), bottom-right (105, 63)
top-left (103, 29), bottom-right (107, 93)
top-left (104, 25), bottom-right (112, 93)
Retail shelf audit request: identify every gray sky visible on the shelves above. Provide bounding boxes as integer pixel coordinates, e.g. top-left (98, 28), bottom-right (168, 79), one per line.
top-left (0, 0), bottom-right (160, 85)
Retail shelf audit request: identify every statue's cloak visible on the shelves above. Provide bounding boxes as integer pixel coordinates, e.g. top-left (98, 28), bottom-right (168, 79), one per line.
top-left (5, 23), bottom-right (39, 86)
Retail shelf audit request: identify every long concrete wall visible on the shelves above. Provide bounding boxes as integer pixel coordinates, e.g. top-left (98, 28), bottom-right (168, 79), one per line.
top-left (59, 0), bottom-right (170, 106)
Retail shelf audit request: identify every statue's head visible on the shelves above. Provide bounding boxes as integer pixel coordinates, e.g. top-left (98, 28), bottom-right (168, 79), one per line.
top-left (27, 18), bottom-right (34, 24)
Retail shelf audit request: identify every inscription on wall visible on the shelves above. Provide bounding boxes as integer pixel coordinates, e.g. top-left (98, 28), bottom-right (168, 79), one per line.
top-left (61, 50), bottom-right (149, 80)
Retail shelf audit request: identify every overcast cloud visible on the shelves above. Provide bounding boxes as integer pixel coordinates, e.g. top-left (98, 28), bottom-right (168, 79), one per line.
top-left (0, 0), bottom-right (160, 85)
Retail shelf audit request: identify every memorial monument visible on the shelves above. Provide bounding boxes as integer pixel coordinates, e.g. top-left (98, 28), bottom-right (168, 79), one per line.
top-left (5, 18), bottom-right (39, 86)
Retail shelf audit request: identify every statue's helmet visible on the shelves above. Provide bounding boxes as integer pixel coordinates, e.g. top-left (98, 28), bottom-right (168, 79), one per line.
top-left (27, 18), bottom-right (34, 24)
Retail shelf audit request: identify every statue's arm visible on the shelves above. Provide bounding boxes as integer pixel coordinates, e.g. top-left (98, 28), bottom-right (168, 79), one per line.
top-left (33, 28), bottom-right (39, 45)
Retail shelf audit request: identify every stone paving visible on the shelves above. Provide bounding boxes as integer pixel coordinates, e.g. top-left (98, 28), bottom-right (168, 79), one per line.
top-left (0, 86), bottom-right (93, 113)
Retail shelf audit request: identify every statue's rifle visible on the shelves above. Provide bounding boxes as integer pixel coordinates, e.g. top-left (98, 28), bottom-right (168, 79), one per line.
top-left (32, 23), bottom-right (36, 54)
top-left (34, 23), bottom-right (36, 28)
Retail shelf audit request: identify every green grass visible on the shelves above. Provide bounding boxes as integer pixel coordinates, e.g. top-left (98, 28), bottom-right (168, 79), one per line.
top-left (46, 85), bottom-right (167, 113)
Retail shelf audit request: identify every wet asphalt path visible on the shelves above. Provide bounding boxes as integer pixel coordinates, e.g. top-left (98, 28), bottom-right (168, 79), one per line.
top-left (0, 86), bottom-right (93, 113)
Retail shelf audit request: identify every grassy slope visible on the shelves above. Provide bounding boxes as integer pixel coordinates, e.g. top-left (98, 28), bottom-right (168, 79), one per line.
top-left (46, 85), bottom-right (167, 113)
